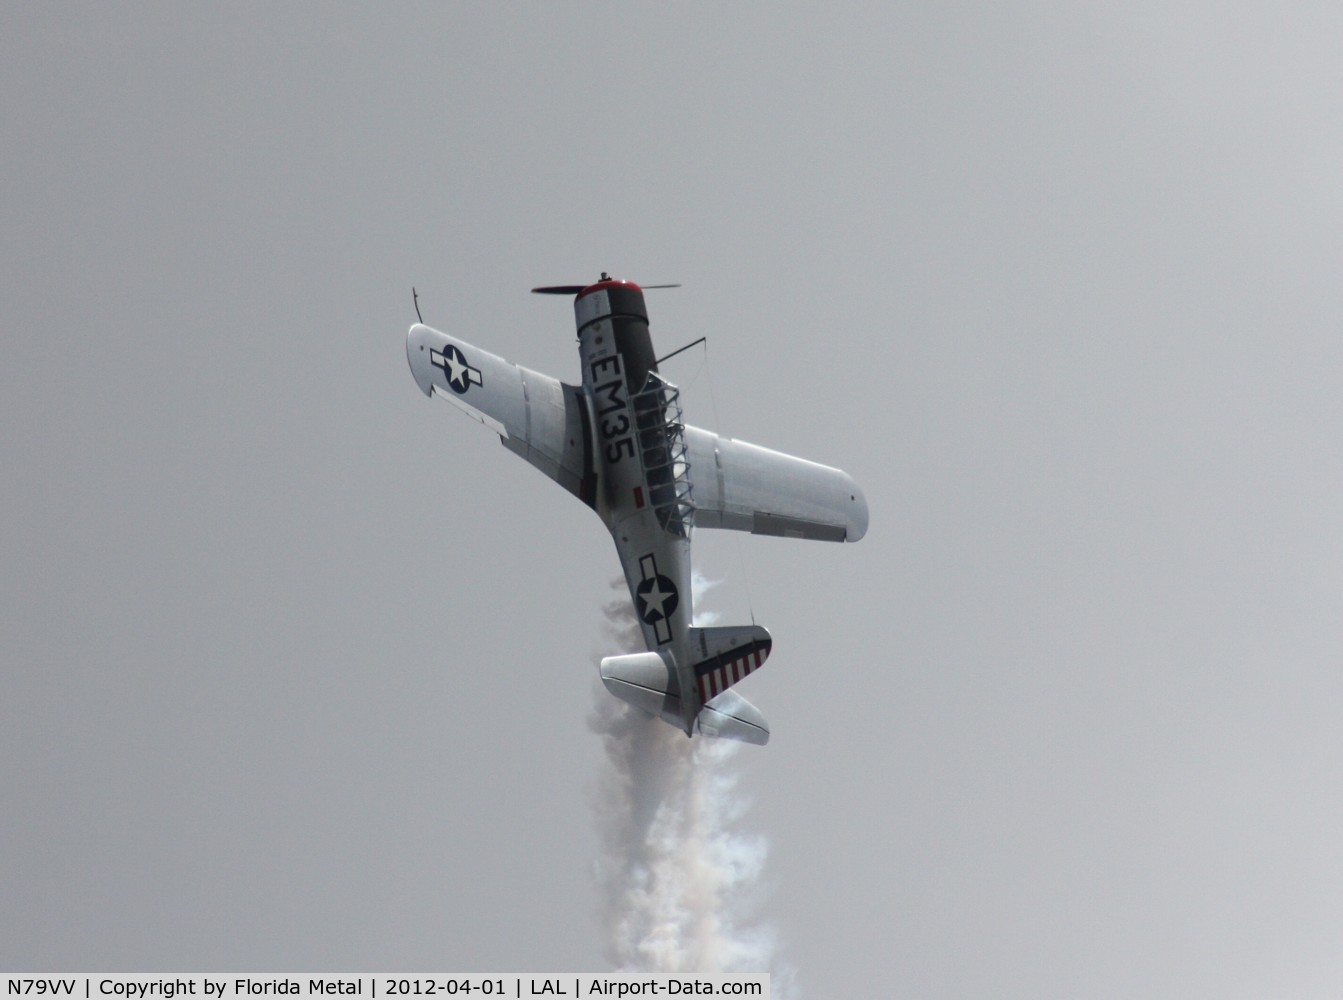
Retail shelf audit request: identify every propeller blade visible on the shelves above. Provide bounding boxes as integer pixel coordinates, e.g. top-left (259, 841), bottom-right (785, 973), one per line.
top-left (531, 282), bottom-right (681, 295)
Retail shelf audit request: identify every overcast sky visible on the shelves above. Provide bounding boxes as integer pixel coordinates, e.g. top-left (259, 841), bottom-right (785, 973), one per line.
top-left (5, 3), bottom-right (1343, 997)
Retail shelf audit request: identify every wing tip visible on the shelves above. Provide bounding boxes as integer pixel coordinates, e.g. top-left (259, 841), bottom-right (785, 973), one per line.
top-left (844, 477), bottom-right (869, 542)
top-left (406, 324), bottom-right (434, 396)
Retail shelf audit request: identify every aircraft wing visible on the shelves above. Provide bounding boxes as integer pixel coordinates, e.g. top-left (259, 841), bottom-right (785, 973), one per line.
top-left (684, 425), bottom-right (867, 542)
top-left (407, 323), bottom-right (593, 505)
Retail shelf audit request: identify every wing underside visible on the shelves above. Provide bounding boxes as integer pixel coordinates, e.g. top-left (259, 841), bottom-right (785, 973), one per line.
top-left (407, 323), bottom-right (593, 505)
top-left (684, 425), bottom-right (867, 542)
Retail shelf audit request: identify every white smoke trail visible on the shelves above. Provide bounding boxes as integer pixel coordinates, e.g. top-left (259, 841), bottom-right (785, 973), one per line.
top-left (589, 576), bottom-right (796, 994)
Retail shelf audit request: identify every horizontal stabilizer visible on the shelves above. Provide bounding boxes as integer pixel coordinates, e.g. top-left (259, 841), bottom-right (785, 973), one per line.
top-left (697, 689), bottom-right (770, 745)
top-left (599, 651), bottom-right (675, 718)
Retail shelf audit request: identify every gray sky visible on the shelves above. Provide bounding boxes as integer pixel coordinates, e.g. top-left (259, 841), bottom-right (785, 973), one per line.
top-left (5, 3), bottom-right (1343, 996)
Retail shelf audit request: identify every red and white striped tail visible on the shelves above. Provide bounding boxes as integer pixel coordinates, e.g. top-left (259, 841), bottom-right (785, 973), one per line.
top-left (689, 625), bottom-right (772, 705)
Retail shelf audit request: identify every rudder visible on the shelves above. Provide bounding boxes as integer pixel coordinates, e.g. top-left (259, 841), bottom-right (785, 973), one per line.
top-left (687, 624), bottom-right (772, 704)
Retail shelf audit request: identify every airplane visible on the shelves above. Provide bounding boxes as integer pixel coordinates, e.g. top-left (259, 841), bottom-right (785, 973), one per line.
top-left (406, 274), bottom-right (867, 745)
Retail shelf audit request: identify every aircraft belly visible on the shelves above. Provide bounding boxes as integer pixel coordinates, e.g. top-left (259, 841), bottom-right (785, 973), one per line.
top-left (610, 514), bottom-right (695, 731)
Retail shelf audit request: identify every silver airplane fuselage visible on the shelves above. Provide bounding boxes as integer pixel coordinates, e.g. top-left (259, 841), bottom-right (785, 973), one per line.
top-left (406, 275), bottom-right (866, 744)
top-left (573, 280), bottom-right (700, 733)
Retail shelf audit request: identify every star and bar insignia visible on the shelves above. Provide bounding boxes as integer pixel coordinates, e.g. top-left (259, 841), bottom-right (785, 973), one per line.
top-left (430, 343), bottom-right (483, 394)
top-left (636, 553), bottom-right (680, 645)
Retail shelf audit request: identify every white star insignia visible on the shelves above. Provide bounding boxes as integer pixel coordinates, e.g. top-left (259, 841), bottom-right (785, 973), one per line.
top-left (640, 580), bottom-right (673, 620)
top-left (443, 350), bottom-right (469, 388)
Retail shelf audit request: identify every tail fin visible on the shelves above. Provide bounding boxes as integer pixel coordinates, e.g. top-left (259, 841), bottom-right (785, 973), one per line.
top-left (599, 629), bottom-right (774, 745)
top-left (687, 624), bottom-right (772, 704)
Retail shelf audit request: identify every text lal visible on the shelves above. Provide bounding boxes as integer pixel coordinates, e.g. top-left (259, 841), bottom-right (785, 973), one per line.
top-left (531, 983), bottom-right (718, 996)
